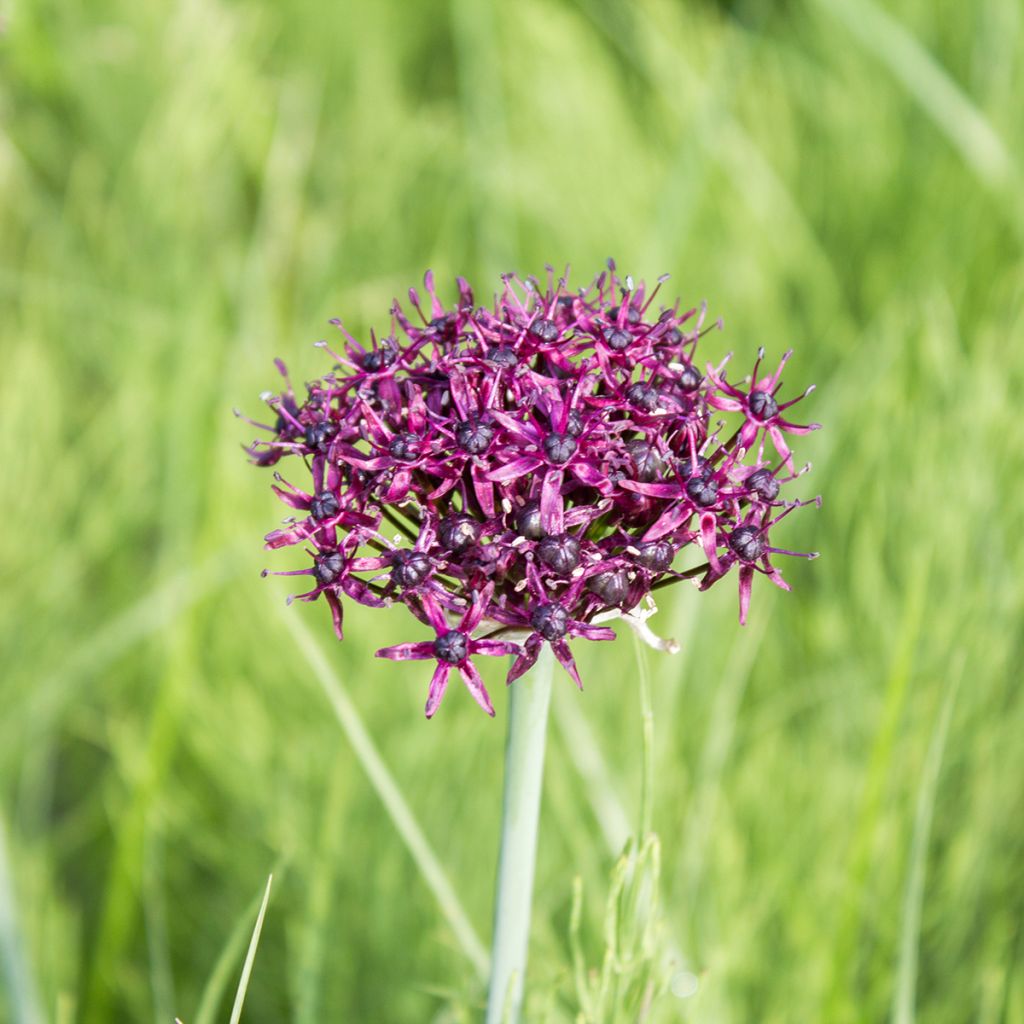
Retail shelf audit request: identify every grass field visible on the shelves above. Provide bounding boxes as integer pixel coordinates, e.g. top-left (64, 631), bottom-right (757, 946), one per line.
top-left (1, 0), bottom-right (1023, 1021)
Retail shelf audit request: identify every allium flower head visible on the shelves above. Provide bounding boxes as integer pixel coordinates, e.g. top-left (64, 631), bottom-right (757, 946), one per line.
top-left (241, 262), bottom-right (820, 718)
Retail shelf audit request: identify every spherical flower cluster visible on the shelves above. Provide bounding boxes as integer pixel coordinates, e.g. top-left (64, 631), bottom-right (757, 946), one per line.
top-left (241, 263), bottom-right (820, 718)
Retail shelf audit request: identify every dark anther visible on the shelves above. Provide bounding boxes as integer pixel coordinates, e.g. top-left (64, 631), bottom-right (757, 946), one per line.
top-left (390, 549), bottom-right (432, 588)
top-left (433, 630), bottom-right (469, 664)
top-left (456, 419), bottom-right (495, 455)
top-left (388, 432), bottom-right (419, 461)
top-left (310, 490), bottom-right (340, 521)
top-left (686, 475), bottom-right (719, 507)
top-left (678, 364), bottom-right (703, 392)
top-left (537, 533), bottom-right (581, 575)
top-left (438, 514), bottom-right (480, 552)
top-left (587, 569), bottom-right (630, 607)
top-left (486, 347), bottom-right (519, 368)
top-left (749, 389), bottom-right (779, 421)
top-left (362, 346), bottom-right (397, 372)
top-left (543, 432), bottom-right (578, 464)
top-left (625, 382), bottom-right (660, 412)
top-left (634, 540), bottom-right (674, 573)
top-left (304, 421), bottom-right (336, 452)
top-left (603, 327), bottom-right (632, 351)
top-left (625, 440), bottom-right (663, 483)
top-left (529, 318), bottom-right (559, 343)
top-left (747, 468), bottom-right (780, 501)
top-left (729, 525), bottom-right (766, 562)
top-left (313, 552), bottom-right (345, 586)
top-left (530, 603), bottom-right (570, 641)
top-left (515, 502), bottom-right (544, 540)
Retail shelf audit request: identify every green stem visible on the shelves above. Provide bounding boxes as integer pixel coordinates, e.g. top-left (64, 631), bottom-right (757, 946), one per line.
top-left (486, 646), bottom-right (554, 1024)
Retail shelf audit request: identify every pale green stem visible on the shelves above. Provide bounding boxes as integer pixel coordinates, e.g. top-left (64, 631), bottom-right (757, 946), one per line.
top-left (486, 647), bottom-right (554, 1024)
top-left (633, 635), bottom-right (655, 837)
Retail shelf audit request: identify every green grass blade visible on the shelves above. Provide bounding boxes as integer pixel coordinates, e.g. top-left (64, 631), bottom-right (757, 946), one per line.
top-left (228, 874), bottom-right (274, 1024)
top-left (0, 814), bottom-right (45, 1024)
top-left (891, 664), bottom-right (963, 1024)
top-left (281, 608), bottom-right (490, 982)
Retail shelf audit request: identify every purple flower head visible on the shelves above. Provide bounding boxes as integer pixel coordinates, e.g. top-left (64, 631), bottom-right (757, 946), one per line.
top-left (243, 262), bottom-right (821, 717)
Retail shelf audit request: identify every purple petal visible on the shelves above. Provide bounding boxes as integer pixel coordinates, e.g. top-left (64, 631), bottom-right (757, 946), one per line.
top-left (540, 468), bottom-right (565, 534)
top-left (487, 456), bottom-right (544, 483)
top-left (375, 641), bottom-right (436, 661)
top-left (458, 661), bottom-right (495, 717)
top-left (552, 640), bottom-right (582, 689)
top-left (425, 663), bottom-right (452, 719)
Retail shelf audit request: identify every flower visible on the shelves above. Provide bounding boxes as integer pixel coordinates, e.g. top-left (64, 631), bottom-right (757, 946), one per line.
top-left (242, 262), bottom-right (820, 717)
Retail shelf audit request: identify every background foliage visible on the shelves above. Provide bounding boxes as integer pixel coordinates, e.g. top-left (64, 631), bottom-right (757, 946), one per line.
top-left (1, 0), bottom-right (1022, 1020)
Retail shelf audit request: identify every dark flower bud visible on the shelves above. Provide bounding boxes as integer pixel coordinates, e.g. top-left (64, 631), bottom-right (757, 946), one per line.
top-left (678, 364), bottom-right (703, 392)
top-left (537, 533), bottom-right (580, 575)
top-left (729, 525), bottom-right (766, 562)
top-left (314, 551), bottom-right (345, 586)
top-left (274, 397), bottom-right (300, 435)
top-left (749, 389), bottom-right (779, 422)
top-left (677, 455), bottom-right (710, 480)
top-left (587, 568), bottom-right (630, 607)
top-left (362, 346), bottom-right (397, 372)
top-left (530, 603), bottom-right (570, 641)
top-left (686, 475), bottom-right (719, 507)
top-left (625, 440), bottom-right (664, 482)
top-left (634, 540), bottom-right (674, 573)
top-left (439, 514), bottom-right (480, 552)
top-left (456, 419), bottom-right (495, 455)
top-left (515, 501), bottom-right (544, 540)
top-left (390, 549), bottom-right (432, 588)
top-left (603, 327), bottom-right (632, 351)
top-left (388, 432), bottom-right (420, 461)
top-left (625, 381), bottom-right (661, 412)
top-left (486, 347), bottom-right (519, 368)
top-left (747, 468), bottom-right (780, 501)
top-left (310, 490), bottom-right (340, 521)
top-left (529, 318), bottom-right (559, 343)
top-left (543, 432), bottom-right (577, 464)
top-left (433, 630), bottom-right (469, 664)
top-left (429, 314), bottom-right (457, 342)
top-left (304, 421), bottom-right (336, 452)
top-left (565, 410), bottom-right (584, 437)
top-left (663, 326), bottom-right (683, 345)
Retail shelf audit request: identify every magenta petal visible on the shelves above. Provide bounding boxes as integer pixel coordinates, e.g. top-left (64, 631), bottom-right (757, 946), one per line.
top-left (552, 640), bottom-right (582, 689)
top-left (376, 641), bottom-right (435, 661)
top-left (700, 512), bottom-right (722, 573)
top-left (324, 590), bottom-right (345, 641)
top-left (573, 624), bottom-right (616, 642)
top-left (506, 645), bottom-right (540, 685)
top-left (419, 594), bottom-right (451, 634)
top-left (540, 468), bottom-right (565, 534)
top-left (470, 461), bottom-right (496, 517)
top-left (425, 663), bottom-right (452, 719)
top-left (738, 565), bottom-right (754, 625)
top-left (462, 583), bottom-right (494, 633)
top-left (459, 662), bottom-right (495, 717)
top-left (488, 456), bottom-right (543, 483)
top-left (473, 639), bottom-right (521, 657)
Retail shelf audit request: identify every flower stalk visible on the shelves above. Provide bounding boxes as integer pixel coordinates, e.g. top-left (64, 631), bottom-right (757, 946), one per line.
top-left (486, 645), bottom-right (554, 1024)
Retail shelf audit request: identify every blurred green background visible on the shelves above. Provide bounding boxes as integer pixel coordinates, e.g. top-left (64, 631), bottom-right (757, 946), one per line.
top-left (1, 0), bottom-right (1022, 1020)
